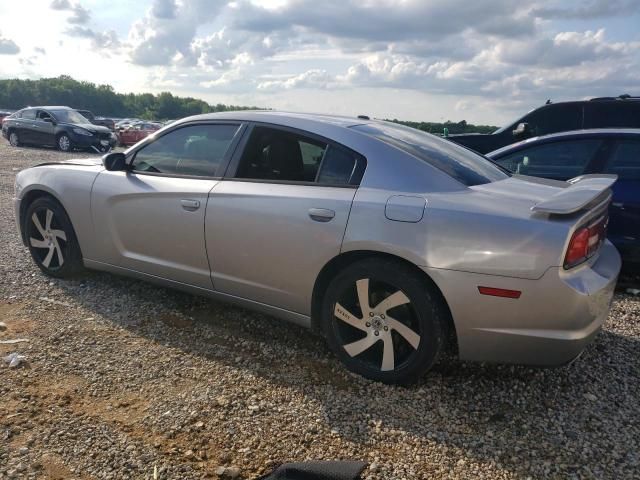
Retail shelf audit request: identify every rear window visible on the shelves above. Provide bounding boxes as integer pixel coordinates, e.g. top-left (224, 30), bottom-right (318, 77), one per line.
top-left (352, 122), bottom-right (508, 186)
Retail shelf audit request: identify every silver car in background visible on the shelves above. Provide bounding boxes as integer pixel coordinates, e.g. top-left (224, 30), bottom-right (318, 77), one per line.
top-left (13, 112), bottom-right (621, 384)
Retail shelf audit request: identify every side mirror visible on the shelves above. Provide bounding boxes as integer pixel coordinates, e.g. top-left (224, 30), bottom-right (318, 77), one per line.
top-left (102, 152), bottom-right (127, 171)
top-left (513, 122), bottom-right (530, 137)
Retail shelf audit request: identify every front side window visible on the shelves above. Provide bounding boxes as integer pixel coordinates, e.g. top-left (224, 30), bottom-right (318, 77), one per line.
top-left (36, 110), bottom-right (53, 121)
top-left (520, 104), bottom-right (582, 137)
top-left (131, 123), bottom-right (240, 177)
top-left (352, 122), bottom-right (507, 186)
top-left (235, 126), bottom-right (365, 185)
top-left (604, 140), bottom-right (640, 180)
top-left (493, 139), bottom-right (602, 180)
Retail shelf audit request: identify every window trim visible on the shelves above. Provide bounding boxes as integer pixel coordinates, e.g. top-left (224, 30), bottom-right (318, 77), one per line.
top-left (125, 120), bottom-right (246, 180)
top-left (224, 122), bottom-right (367, 188)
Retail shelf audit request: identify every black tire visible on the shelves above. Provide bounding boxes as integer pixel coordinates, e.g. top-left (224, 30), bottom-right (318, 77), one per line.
top-left (8, 130), bottom-right (20, 147)
top-left (24, 196), bottom-right (84, 278)
top-left (57, 133), bottom-right (72, 152)
top-left (322, 258), bottom-right (446, 384)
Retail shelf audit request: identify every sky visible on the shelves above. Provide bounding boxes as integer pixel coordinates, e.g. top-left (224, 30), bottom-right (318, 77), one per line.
top-left (0, 0), bottom-right (639, 125)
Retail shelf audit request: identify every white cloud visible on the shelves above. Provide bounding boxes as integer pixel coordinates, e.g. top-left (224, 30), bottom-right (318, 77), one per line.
top-left (0, 32), bottom-right (20, 54)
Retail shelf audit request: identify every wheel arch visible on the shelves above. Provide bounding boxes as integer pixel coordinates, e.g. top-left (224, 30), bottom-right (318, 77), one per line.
top-left (311, 250), bottom-right (458, 354)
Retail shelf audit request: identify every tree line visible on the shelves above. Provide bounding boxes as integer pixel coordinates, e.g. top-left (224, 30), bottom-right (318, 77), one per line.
top-left (0, 76), bottom-right (260, 120)
top-left (0, 76), bottom-right (498, 132)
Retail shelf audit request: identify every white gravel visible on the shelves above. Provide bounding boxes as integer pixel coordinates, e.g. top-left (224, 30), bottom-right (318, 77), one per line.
top-left (0, 141), bottom-right (639, 479)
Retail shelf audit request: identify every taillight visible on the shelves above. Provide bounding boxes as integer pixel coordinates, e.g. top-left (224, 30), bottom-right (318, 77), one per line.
top-left (564, 215), bottom-right (608, 269)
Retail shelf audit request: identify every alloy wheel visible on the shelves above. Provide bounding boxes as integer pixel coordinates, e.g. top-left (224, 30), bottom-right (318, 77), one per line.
top-left (58, 135), bottom-right (71, 151)
top-left (29, 208), bottom-right (67, 269)
top-left (333, 278), bottom-right (421, 372)
top-left (9, 132), bottom-right (19, 147)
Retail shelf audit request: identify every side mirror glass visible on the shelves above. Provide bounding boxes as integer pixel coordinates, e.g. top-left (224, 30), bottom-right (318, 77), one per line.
top-left (513, 122), bottom-right (530, 137)
top-left (103, 152), bottom-right (127, 171)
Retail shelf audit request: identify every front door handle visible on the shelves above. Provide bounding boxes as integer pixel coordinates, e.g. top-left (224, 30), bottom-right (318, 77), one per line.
top-left (181, 199), bottom-right (201, 211)
top-left (308, 208), bottom-right (335, 222)
top-left (612, 202), bottom-right (624, 209)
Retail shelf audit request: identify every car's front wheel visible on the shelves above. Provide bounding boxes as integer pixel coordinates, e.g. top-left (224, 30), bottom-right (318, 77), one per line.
top-left (323, 258), bottom-right (447, 384)
top-left (24, 197), bottom-right (84, 278)
top-left (57, 133), bottom-right (72, 152)
top-left (9, 131), bottom-right (20, 147)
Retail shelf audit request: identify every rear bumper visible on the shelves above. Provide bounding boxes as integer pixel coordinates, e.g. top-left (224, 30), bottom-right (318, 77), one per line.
top-left (424, 241), bottom-right (621, 366)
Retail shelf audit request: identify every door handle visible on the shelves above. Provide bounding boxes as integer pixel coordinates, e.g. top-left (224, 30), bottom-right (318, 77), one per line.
top-left (181, 199), bottom-right (201, 211)
top-left (308, 208), bottom-right (335, 222)
top-left (612, 202), bottom-right (625, 209)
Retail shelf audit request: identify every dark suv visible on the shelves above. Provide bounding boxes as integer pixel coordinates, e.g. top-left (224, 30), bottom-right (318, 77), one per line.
top-left (2, 106), bottom-right (117, 152)
top-left (448, 95), bottom-right (640, 153)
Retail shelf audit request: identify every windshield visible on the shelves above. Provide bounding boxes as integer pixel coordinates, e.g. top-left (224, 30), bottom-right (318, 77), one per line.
top-left (51, 109), bottom-right (90, 124)
top-left (352, 122), bottom-right (509, 186)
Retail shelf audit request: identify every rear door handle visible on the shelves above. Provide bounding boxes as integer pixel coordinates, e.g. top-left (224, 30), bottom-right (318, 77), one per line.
top-left (181, 199), bottom-right (201, 211)
top-left (308, 208), bottom-right (335, 222)
top-left (612, 202), bottom-right (625, 209)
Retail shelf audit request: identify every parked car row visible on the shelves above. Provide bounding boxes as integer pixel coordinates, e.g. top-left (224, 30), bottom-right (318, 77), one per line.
top-left (13, 111), bottom-right (621, 383)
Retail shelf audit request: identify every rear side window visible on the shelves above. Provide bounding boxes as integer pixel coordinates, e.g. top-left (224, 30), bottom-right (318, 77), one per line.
top-left (235, 126), bottom-right (365, 185)
top-left (131, 123), bottom-right (240, 177)
top-left (585, 103), bottom-right (640, 128)
top-left (21, 109), bottom-right (36, 120)
top-left (493, 139), bottom-right (602, 181)
top-left (604, 140), bottom-right (640, 180)
top-left (352, 122), bottom-right (507, 186)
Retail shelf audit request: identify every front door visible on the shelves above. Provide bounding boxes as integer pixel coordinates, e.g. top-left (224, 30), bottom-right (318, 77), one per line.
top-left (90, 122), bottom-right (243, 289)
top-left (34, 110), bottom-right (56, 146)
top-left (206, 124), bottom-right (366, 314)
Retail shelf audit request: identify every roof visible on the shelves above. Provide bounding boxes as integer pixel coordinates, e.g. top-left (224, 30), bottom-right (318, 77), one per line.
top-left (23, 105), bottom-right (72, 110)
top-left (488, 128), bottom-right (640, 157)
top-left (179, 110), bottom-right (371, 129)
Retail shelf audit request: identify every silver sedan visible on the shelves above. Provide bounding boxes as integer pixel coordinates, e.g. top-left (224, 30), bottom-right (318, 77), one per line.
top-left (13, 112), bottom-right (621, 384)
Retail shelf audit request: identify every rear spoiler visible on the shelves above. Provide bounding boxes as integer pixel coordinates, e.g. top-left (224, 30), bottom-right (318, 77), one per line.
top-left (531, 174), bottom-right (617, 215)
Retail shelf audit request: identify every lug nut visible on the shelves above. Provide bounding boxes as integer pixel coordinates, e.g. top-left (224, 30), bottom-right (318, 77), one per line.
top-left (381, 314), bottom-right (385, 319)
top-left (366, 322), bottom-right (371, 327)
top-left (374, 330), bottom-right (379, 336)
top-left (369, 312), bottom-right (374, 317)
top-left (383, 326), bottom-right (388, 331)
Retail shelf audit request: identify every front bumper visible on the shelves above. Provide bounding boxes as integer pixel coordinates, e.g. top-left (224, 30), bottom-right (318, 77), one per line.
top-left (14, 196), bottom-right (23, 245)
top-left (70, 132), bottom-right (117, 152)
top-left (424, 241), bottom-right (621, 366)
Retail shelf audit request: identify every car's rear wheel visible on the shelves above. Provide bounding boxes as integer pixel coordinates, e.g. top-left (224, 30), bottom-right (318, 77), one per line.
top-left (9, 131), bottom-right (20, 147)
top-left (24, 197), bottom-right (84, 278)
top-left (57, 134), bottom-right (72, 152)
top-left (322, 258), bottom-right (446, 384)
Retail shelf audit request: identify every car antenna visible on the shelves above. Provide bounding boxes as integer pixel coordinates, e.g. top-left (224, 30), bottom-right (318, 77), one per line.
top-left (545, 99), bottom-right (552, 105)
top-left (357, 115), bottom-right (370, 120)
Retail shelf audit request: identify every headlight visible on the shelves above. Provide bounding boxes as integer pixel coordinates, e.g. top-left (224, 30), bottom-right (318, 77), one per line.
top-left (73, 128), bottom-right (93, 136)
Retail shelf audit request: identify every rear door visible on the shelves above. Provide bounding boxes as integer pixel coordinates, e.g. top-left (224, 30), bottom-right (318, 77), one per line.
top-left (584, 102), bottom-right (640, 129)
top-left (205, 124), bottom-right (366, 314)
top-left (602, 138), bottom-right (640, 263)
top-left (17, 109), bottom-right (37, 143)
top-left (91, 122), bottom-right (243, 289)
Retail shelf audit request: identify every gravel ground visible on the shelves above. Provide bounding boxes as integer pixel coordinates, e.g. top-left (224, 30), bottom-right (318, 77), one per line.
top-left (0, 141), bottom-right (639, 480)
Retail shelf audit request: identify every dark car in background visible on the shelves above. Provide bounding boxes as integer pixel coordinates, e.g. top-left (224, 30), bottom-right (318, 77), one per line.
top-left (448, 95), bottom-right (640, 153)
top-left (488, 129), bottom-right (640, 270)
top-left (76, 109), bottom-right (115, 131)
top-left (2, 106), bottom-right (117, 153)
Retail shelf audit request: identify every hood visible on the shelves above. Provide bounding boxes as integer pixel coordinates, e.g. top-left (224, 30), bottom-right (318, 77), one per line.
top-left (63, 122), bottom-right (112, 134)
top-left (34, 157), bottom-right (104, 168)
